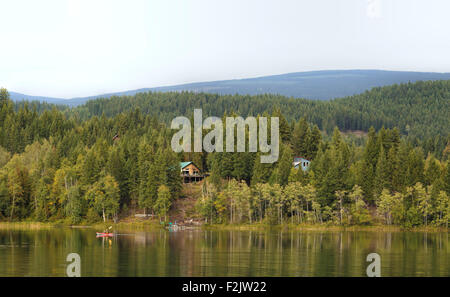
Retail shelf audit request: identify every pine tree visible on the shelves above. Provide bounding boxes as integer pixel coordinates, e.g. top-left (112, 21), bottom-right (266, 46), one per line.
top-left (155, 185), bottom-right (171, 222)
top-left (271, 107), bottom-right (290, 143)
top-left (406, 148), bottom-right (425, 186)
top-left (424, 154), bottom-right (441, 186)
top-left (274, 144), bottom-right (293, 186)
top-left (416, 183), bottom-right (432, 226)
top-left (233, 153), bottom-right (248, 181)
top-left (360, 127), bottom-right (379, 203)
top-left (374, 146), bottom-right (390, 196)
top-left (291, 118), bottom-right (309, 157)
top-left (0, 88), bottom-right (10, 107)
top-left (387, 146), bottom-right (400, 192)
top-left (307, 125), bottom-right (322, 160)
top-left (251, 153), bottom-right (272, 185)
top-left (208, 153), bottom-right (223, 190)
top-left (443, 162), bottom-right (450, 195)
top-left (107, 146), bottom-right (128, 206)
top-left (220, 153), bottom-right (234, 179)
top-left (7, 166), bottom-right (24, 221)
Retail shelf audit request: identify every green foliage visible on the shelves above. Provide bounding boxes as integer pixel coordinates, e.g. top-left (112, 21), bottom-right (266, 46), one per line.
top-left (75, 81), bottom-right (449, 143)
top-left (154, 185), bottom-right (171, 222)
top-left (348, 185), bottom-right (371, 225)
top-left (85, 174), bottom-right (120, 222)
top-left (377, 189), bottom-right (404, 225)
top-left (0, 84), bottom-right (448, 227)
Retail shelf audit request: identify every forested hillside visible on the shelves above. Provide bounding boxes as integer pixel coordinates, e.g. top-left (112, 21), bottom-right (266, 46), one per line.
top-left (10, 70), bottom-right (450, 103)
top-left (0, 85), bottom-right (449, 227)
top-left (73, 80), bottom-right (449, 144)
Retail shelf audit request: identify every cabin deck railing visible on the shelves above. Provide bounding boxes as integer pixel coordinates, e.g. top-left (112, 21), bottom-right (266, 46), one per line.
top-left (180, 173), bottom-right (204, 177)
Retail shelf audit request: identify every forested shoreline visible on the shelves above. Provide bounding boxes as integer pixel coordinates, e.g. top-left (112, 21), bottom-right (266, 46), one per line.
top-left (0, 81), bottom-right (449, 228)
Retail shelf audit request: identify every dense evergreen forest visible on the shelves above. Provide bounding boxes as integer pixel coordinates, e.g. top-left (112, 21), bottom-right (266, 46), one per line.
top-left (0, 81), bottom-right (449, 227)
top-left (74, 80), bottom-right (449, 146)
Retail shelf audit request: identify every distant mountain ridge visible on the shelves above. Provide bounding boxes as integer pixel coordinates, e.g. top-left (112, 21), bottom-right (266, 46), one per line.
top-left (9, 69), bottom-right (450, 106)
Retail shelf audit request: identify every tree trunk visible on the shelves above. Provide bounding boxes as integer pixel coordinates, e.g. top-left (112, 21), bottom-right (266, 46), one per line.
top-left (260, 201), bottom-right (263, 222)
top-left (230, 200), bottom-right (233, 223)
top-left (10, 194), bottom-right (15, 221)
top-left (34, 194), bottom-right (37, 214)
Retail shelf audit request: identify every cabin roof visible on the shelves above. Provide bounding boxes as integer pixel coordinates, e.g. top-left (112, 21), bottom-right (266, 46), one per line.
top-left (294, 156), bottom-right (310, 161)
top-left (180, 161), bottom-right (193, 169)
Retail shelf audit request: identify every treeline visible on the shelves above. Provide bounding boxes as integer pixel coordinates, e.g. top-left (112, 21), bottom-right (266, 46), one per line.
top-left (0, 88), bottom-right (181, 223)
top-left (69, 80), bottom-right (450, 157)
top-left (197, 123), bottom-right (450, 227)
top-left (14, 100), bottom-right (68, 114)
top-left (0, 87), bottom-right (449, 227)
top-left (11, 81), bottom-right (449, 158)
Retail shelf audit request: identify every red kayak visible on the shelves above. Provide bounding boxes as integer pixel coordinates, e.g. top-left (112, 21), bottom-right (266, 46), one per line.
top-left (96, 232), bottom-right (114, 237)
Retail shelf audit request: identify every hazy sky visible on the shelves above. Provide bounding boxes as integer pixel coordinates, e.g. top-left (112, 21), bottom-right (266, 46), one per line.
top-left (1, 0), bottom-right (450, 98)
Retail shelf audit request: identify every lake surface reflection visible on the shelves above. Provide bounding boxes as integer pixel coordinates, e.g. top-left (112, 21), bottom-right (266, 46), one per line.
top-left (0, 228), bottom-right (447, 276)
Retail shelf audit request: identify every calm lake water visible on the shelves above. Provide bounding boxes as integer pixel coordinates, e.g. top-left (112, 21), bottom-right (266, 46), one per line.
top-left (0, 228), bottom-right (448, 277)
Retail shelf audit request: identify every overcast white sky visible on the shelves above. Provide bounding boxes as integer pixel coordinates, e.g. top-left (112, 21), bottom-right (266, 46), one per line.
top-left (1, 0), bottom-right (450, 98)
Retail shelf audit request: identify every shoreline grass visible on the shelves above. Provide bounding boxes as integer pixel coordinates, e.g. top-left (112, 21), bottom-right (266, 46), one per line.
top-left (0, 219), bottom-right (162, 231)
top-left (203, 223), bottom-right (449, 232)
top-left (0, 220), bottom-right (447, 232)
